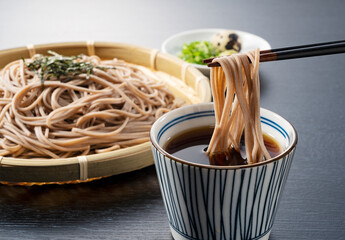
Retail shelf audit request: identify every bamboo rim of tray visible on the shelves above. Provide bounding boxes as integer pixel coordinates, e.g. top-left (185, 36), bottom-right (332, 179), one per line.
top-left (0, 41), bottom-right (211, 185)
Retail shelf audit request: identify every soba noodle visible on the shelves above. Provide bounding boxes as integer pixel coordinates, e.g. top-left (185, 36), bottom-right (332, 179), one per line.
top-left (207, 49), bottom-right (270, 164)
top-left (0, 53), bottom-right (180, 159)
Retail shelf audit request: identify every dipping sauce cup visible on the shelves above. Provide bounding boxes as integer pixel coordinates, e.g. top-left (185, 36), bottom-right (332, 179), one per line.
top-left (150, 103), bottom-right (297, 240)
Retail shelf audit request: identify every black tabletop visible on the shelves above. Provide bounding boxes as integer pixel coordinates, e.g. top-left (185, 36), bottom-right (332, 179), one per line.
top-left (0, 0), bottom-right (344, 239)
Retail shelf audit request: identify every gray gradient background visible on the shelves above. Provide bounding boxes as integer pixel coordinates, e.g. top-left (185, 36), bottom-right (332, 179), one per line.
top-left (0, 0), bottom-right (344, 239)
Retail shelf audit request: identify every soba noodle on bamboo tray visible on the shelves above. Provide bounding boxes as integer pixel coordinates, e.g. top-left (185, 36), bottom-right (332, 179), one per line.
top-left (0, 51), bottom-right (187, 159)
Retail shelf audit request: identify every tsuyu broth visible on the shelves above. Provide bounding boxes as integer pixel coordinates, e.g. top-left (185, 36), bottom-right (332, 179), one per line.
top-left (164, 126), bottom-right (282, 166)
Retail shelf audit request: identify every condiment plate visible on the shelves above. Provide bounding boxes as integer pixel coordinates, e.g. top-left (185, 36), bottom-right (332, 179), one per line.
top-left (161, 28), bottom-right (271, 76)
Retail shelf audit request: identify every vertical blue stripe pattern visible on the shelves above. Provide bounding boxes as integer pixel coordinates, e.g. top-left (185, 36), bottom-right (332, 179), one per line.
top-left (153, 146), bottom-right (296, 240)
top-left (150, 105), bottom-right (297, 240)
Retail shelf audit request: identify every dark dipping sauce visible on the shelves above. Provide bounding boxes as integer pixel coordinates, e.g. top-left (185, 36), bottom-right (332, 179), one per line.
top-left (164, 126), bottom-right (282, 166)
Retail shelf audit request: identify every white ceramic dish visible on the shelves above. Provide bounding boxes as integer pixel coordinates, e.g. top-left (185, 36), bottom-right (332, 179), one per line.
top-left (161, 28), bottom-right (271, 76)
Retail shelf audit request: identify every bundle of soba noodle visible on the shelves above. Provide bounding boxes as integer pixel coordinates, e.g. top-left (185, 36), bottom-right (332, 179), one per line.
top-left (207, 49), bottom-right (270, 164)
top-left (0, 51), bottom-right (180, 159)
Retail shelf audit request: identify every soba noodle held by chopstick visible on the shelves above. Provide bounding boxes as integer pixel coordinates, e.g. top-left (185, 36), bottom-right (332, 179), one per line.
top-left (207, 49), bottom-right (271, 165)
top-left (0, 52), bottom-right (181, 159)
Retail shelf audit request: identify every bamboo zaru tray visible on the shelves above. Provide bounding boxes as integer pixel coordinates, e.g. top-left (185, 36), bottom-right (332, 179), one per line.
top-left (0, 41), bottom-right (211, 185)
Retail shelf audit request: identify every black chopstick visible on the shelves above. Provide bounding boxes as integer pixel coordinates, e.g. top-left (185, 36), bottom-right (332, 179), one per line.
top-left (204, 40), bottom-right (345, 67)
top-left (260, 40), bottom-right (345, 54)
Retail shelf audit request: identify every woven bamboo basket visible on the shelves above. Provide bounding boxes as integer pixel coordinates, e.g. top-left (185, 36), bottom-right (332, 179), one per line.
top-left (0, 41), bottom-right (211, 185)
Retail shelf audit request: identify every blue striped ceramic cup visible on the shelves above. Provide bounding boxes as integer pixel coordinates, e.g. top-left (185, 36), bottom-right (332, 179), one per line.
top-left (150, 103), bottom-right (297, 240)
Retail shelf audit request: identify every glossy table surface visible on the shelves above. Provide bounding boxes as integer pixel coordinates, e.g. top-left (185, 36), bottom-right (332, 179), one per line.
top-left (0, 0), bottom-right (344, 239)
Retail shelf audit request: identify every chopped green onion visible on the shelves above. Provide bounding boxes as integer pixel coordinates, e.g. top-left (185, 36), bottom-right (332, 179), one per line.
top-left (178, 41), bottom-right (220, 65)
